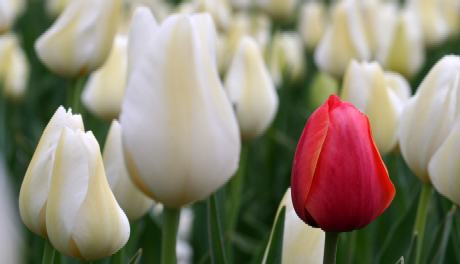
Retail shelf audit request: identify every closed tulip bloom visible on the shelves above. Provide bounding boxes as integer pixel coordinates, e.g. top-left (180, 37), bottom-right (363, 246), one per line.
top-left (441, 0), bottom-right (460, 36)
top-left (399, 56), bottom-right (460, 182)
top-left (409, 0), bottom-right (449, 46)
top-left (291, 95), bottom-right (395, 231)
top-left (120, 8), bottom-right (240, 208)
top-left (257, 0), bottom-right (298, 21)
top-left (0, 0), bottom-right (24, 33)
top-left (377, 8), bottom-right (425, 78)
top-left (35, 0), bottom-right (122, 77)
top-left (314, 0), bottom-right (370, 77)
top-left (0, 33), bottom-right (29, 100)
top-left (46, 128), bottom-right (129, 261)
top-left (104, 121), bottom-right (153, 220)
top-left (428, 119), bottom-right (460, 205)
top-left (341, 61), bottom-right (411, 154)
top-left (225, 37), bottom-right (278, 139)
top-left (195, 0), bottom-right (232, 31)
top-left (19, 107), bottom-right (84, 237)
top-left (82, 35), bottom-right (127, 120)
top-left (46, 0), bottom-right (70, 17)
top-left (298, 1), bottom-right (326, 50)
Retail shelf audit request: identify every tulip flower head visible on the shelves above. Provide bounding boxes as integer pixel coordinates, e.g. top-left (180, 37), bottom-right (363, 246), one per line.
top-left (120, 8), bottom-right (241, 208)
top-left (0, 0), bottom-right (24, 33)
top-left (225, 36), bottom-right (278, 140)
top-left (298, 1), bottom-right (326, 50)
top-left (291, 95), bottom-right (395, 232)
top-left (0, 33), bottom-right (29, 100)
top-left (35, 0), bottom-right (121, 76)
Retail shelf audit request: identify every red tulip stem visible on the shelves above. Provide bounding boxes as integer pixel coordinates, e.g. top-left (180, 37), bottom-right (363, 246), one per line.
top-left (413, 183), bottom-right (433, 264)
top-left (324, 232), bottom-right (339, 264)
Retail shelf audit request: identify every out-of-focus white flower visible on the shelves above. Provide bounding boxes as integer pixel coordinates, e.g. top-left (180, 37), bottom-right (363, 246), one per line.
top-left (268, 31), bottom-right (305, 86)
top-left (46, 128), bottom-right (130, 261)
top-left (341, 61), bottom-right (411, 154)
top-left (35, 0), bottom-right (122, 77)
top-left (104, 121), bottom-right (153, 221)
top-left (408, 0), bottom-right (449, 46)
top-left (0, 33), bottom-right (29, 100)
top-left (0, 0), bottom-right (24, 33)
top-left (230, 0), bottom-right (254, 10)
top-left (19, 107), bottom-right (84, 237)
top-left (377, 7), bottom-right (425, 78)
top-left (225, 36), bottom-right (278, 139)
top-left (194, 0), bottom-right (232, 31)
top-left (0, 160), bottom-right (23, 264)
top-left (120, 8), bottom-right (241, 208)
top-left (257, 0), bottom-right (298, 21)
top-left (399, 55), bottom-right (460, 182)
top-left (46, 0), bottom-right (70, 17)
top-left (82, 35), bottom-right (127, 120)
top-left (298, 1), bottom-right (326, 50)
top-left (128, 0), bottom-right (173, 22)
top-left (314, 0), bottom-right (370, 77)
top-left (440, 0), bottom-right (460, 36)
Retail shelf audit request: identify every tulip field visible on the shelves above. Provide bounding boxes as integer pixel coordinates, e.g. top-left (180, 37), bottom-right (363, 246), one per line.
top-left (2, 0), bottom-right (460, 264)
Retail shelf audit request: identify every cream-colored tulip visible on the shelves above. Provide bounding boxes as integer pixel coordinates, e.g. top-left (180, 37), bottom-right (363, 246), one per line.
top-left (104, 121), bottom-right (153, 220)
top-left (195, 0), bottom-right (232, 31)
top-left (257, 0), bottom-right (298, 21)
top-left (129, 0), bottom-right (173, 22)
top-left (46, 0), bottom-right (70, 17)
top-left (225, 37), bottom-right (278, 139)
top-left (82, 35), bottom-right (127, 120)
top-left (408, 0), bottom-right (449, 46)
top-left (35, 0), bottom-right (122, 77)
top-left (19, 107), bottom-right (84, 237)
top-left (268, 32), bottom-right (305, 86)
top-left (314, 0), bottom-right (370, 77)
top-left (120, 8), bottom-right (241, 208)
top-left (377, 7), bottom-right (425, 78)
top-left (0, 0), bottom-right (24, 33)
top-left (298, 1), bottom-right (326, 50)
top-left (262, 188), bottom-right (325, 264)
top-left (399, 55), bottom-right (460, 182)
top-left (440, 0), bottom-right (460, 36)
top-left (46, 128), bottom-right (129, 261)
top-left (428, 119), bottom-right (460, 205)
top-left (342, 61), bottom-right (411, 154)
top-left (230, 0), bottom-right (253, 10)
top-left (0, 33), bottom-right (29, 100)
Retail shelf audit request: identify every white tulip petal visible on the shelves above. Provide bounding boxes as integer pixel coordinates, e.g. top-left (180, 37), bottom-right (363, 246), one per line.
top-left (298, 2), bottom-right (326, 50)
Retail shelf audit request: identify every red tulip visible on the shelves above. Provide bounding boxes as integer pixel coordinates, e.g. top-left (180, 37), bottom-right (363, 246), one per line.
top-left (291, 95), bottom-right (395, 232)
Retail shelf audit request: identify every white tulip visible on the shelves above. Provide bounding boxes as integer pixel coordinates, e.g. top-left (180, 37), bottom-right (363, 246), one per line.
top-left (82, 35), bottom-right (127, 120)
top-left (298, 1), bottom-right (326, 50)
top-left (257, 0), bottom-right (298, 21)
top-left (399, 55), bottom-right (460, 182)
top-left (19, 107), bottom-right (83, 237)
top-left (408, 0), bottom-right (449, 46)
top-left (0, 0), bottom-right (24, 33)
top-left (314, 0), bottom-right (370, 77)
top-left (0, 33), bottom-right (29, 100)
top-left (46, 128), bottom-right (129, 261)
top-left (129, 0), bottom-right (173, 22)
top-left (428, 119), bottom-right (460, 205)
top-left (440, 0), bottom-right (460, 36)
top-left (103, 121), bottom-right (153, 220)
top-left (225, 36), bottom-right (278, 139)
top-left (377, 7), bottom-right (425, 78)
top-left (341, 61), bottom-right (411, 154)
top-left (195, 0), bottom-right (232, 31)
top-left (35, 0), bottom-right (122, 77)
top-left (46, 0), bottom-right (70, 17)
top-left (120, 8), bottom-right (241, 208)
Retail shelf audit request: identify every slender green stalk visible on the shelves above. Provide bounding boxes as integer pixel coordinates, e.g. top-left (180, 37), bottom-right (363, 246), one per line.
top-left (161, 207), bottom-right (181, 264)
top-left (112, 246), bottom-right (125, 264)
top-left (324, 232), bottom-right (339, 264)
top-left (67, 77), bottom-right (85, 113)
top-left (42, 240), bottom-right (56, 264)
top-left (413, 183), bottom-right (433, 264)
top-left (207, 194), bottom-right (227, 264)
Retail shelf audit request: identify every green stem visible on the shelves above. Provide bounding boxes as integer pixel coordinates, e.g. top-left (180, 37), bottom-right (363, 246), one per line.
top-left (207, 193), bottom-right (227, 264)
top-left (161, 207), bottom-right (181, 264)
top-left (413, 183), bottom-right (433, 264)
top-left (67, 77), bottom-right (85, 113)
top-left (42, 240), bottom-right (56, 264)
top-left (324, 232), bottom-right (339, 264)
top-left (112, 246), bottom-right (125, 264)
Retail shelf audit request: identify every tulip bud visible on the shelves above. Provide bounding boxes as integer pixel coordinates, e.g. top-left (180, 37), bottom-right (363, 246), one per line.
top-left (0, 33), bottom-right (29, 100)
top-left (428, 119), bottom-right (460, 206)
top-left (19, 107), bottom-right (84, 237)
top-left (0, 0), bottom-right (24, 33)
top-left (314, 0), bottom-right (370, 77)
top-left (82, 35), bottom-right (127, 120)
top-left (195, 0), bottom-right (232, 31)
top-left (399, 55), bottom-right (460, 182)
top-left (225, 37), bottom-right (278, 140)
top-left (257, 0), bottom-right (298, 21)
top-left (103, 121), bottom-right (153, 220)
top-left (291, 95), bottom-right (395, 231)
top-left (46, 128), bottom-right (129, 261)
top-left (308, 72), bottom-right (339, 111)
top-left (120, 8), bottom-right (241, 208)
top-left (45, 0), bottom-right (70, 17)
top-left (298, 1), bottom-right (326, 50)
top-left (268, 32), bottom-right (305, 86)
top-left (441, 0), bottom-right (460, 36)
top-left (408, 0), bottom-right (449, 46)
top-left (282, 188), bottom-right (325, 264)
top-left (129, 0), bottom-right (173, 22)
top-left (35, 0), bottom-right (122, 77)
top-left (341, 61), bottom-right (411, 154)
top-left (377, 7), bottom-right (425, 78)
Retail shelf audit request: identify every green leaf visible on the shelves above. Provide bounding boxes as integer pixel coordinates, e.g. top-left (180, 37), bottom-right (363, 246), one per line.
top-left (430, 205), bottom-right (457, 264)
top-left (262, 207), bottom-right (286, 264)
top-left (395, 256), bottom-right (405, 264)
top-left (207, 193), bottom-right (228, 264)
top-left (128, 249), bottom-right (143, 264)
